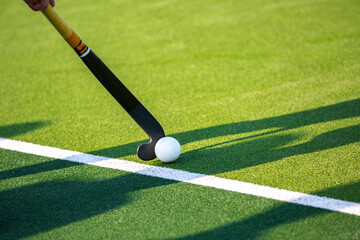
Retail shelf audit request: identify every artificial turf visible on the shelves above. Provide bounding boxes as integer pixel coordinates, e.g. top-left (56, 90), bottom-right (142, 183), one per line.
top-left (1, 149), bottom-right (360, 239)
top-left (1, 0), bottom-right (360, 238)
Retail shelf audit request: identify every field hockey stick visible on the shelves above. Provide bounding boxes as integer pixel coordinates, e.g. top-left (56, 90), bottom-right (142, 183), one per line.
top-left (40, 5), bottom-right (165, 160)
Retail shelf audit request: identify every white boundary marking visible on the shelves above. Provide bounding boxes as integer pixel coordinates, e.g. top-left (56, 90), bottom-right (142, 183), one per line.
top-left (1, 137), bottom-right (359, 216)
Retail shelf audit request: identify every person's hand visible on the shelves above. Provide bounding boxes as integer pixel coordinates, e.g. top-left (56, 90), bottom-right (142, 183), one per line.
top-left (23, 0), bottom-right (55, 11)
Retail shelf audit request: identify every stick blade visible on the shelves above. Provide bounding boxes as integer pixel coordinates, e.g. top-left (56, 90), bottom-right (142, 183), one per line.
top-left (137, 142), bottom-right (157, 160)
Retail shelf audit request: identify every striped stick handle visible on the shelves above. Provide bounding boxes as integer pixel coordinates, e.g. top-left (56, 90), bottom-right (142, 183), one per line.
top-left (41, 5), bottom-right (89, 56)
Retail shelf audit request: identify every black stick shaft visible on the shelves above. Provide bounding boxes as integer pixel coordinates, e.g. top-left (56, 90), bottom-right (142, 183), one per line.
top-left (40, 5), bottom-right (165, 160)
top-left (81, 50), bottom-right (165, 146)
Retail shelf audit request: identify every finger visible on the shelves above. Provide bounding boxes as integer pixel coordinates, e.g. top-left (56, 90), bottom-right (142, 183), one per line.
top-left (23, 0), bottom-right (36, 4)
top-left (31, 1), bottom-right (48, 11)
top-left (27, 3), bottom-right (39, 11)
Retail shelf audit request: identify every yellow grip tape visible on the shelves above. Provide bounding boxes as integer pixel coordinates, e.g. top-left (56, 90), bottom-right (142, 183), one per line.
top-left (41, 5), bottom-right (73, 39)
top-left (41, 5), bottom-right (88, 55)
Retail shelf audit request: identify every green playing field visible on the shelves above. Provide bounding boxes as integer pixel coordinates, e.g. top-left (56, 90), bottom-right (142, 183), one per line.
top-left (1, 0), bottom-right (359, 239)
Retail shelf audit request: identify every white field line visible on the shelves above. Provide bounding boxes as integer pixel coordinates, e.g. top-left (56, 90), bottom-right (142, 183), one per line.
top-left (1, 137), bottom-right (359, 216)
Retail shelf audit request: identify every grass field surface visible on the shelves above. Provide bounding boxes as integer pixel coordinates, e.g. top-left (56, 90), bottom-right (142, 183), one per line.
top-left (1, 0), bottom-right (360, 239)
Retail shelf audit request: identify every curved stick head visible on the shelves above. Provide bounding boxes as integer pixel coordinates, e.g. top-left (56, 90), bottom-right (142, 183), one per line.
top-left (129, 104), bottom-right (165, 160)
top-left (137, 135), bottom-right (164, 161)
top-left (137, 141), bottom-right (156, 160)
top-left (137, 131), bottom-right (165, 161)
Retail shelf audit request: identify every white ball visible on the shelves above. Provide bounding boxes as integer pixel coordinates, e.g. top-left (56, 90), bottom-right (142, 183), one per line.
top-left (155, 137), bottom-right (181, 163)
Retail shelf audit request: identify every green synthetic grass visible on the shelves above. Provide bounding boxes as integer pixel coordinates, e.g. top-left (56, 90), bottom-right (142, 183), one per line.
top-left (1, 149), bottom-right (360, 240)
top-left (1, 0), bottom-right (360, 238)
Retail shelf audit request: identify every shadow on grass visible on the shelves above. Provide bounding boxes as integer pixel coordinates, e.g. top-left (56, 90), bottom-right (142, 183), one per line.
top-left (0, 121), bottom-right (49, 139)
top-left (171, 181), bottom-right (360, 240)
top-left (1, 175), bottom-right (359, 239)
top-left (0, 121), bottom-right (56, 180)
top-left (2, 99), bottom-right (358, 179)
top-left (92, 98), bottom-right (360, 174)
top-left (0, 168), bottom-right (174, 239)
top-left (175, 124), bottom-right (360, 173)
top-left (0, 100), bottom-right (359, 239)
top-left (0, 160), bottom-right (74, 181)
